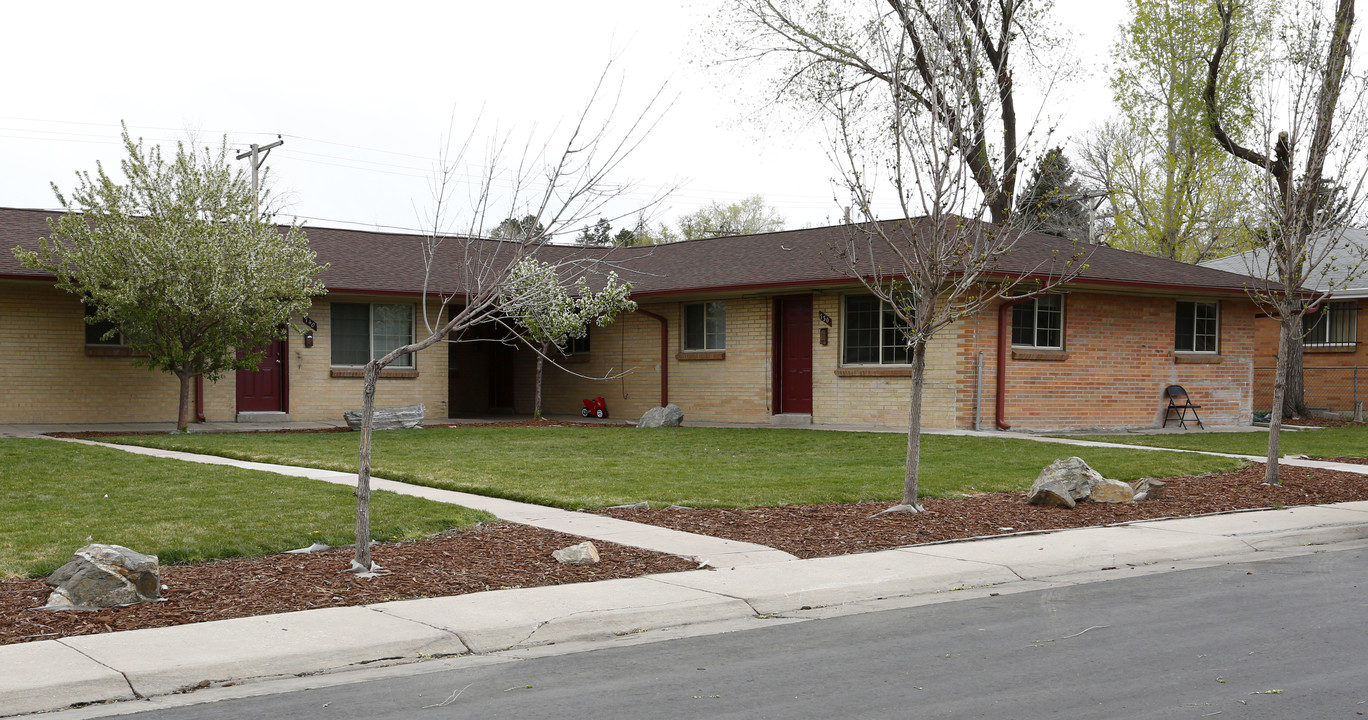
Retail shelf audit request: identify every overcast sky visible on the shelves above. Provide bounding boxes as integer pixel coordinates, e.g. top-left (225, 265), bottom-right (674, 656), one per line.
top-left (1, 0), bottom-right (1128, 239)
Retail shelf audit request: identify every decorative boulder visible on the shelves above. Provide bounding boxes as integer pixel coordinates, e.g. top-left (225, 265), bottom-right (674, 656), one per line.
top-left (637, 404), bottom-right (684, 428)
top-left (1089, 478), bottom-right (1136, 504)
top-left (552, 541), bottom-right (601, 566)
top-left (1027, 457), bottom-right (1104, 506)
top-left (344, 403), bottom-right (424, 431)
top-left (45, 544), bottom-right (160, 608)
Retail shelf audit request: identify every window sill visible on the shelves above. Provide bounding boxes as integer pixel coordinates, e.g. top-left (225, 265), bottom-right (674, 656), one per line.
top-left (1011, 348), bottom-right (1068, 362)
top-left (1305, 344), bottom-right (1358, 353)
top-left (835, 366), bottom-right (913, 377)
top-left (84, 346), bottom-right (145, 358)
top-left (1174, 353), bottom-right (1222, 364)
top-left (676, 351), bottom-right (726, 361)
top-left (560, 354), bottom-right (591, 365)
top-left (330, 367), bottom-right (420, 379)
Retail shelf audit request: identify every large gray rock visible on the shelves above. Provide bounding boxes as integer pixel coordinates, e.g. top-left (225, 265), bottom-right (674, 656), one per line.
top-left (45, 544), bottom-right (160, 608)
top-left (343, 403), bottom-right (424, 431)
top-left (1027, 457), bottom-right (1137, 506)
top-left (1027, 457), bottom-right (1103, 506)
top-left (637, 404), bottom-right (684, 428)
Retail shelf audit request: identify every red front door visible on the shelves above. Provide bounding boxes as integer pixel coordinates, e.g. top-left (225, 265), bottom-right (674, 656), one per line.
top-left (236, 339), bottom-right (287, 413)
top-left (774, 295), bottom-right (813, 414)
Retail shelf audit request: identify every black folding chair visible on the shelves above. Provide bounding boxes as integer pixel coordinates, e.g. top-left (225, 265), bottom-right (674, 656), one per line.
top-left (1163, 385), bottom-right (1204, 429)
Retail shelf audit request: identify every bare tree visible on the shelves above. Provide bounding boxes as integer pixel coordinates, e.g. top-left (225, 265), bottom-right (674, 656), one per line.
top-left (821, 5), bottom-right (1084, 513)
top-left (348, 69), bottom-right (670, 573)
top-left (1206, 0), bottom-right (1367, 485)
top-left (720, 0), bottom-right (1072, 224)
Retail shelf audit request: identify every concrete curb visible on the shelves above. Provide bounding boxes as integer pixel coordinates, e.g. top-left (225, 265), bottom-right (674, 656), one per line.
top-left (6, 501), bottom-right (1368, 717)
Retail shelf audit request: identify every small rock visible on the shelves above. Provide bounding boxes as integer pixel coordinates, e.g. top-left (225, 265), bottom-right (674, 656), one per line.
top-left (637, 404), bottom-right (684, 428)
top-left (45, 544), bottom-right (160, 608)
top-left (343, 403), bottom-right (424, 431)
top-left (1131, 478), bottom-right (1166, 501)
top-left (552, 541), bottom-right (600, 565)
top-left (607, 501), bottom-right (650, 510)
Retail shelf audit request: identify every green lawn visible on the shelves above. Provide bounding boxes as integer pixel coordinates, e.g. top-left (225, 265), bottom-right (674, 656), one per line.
top-left (1, 439), bottom-right (492, 578)
top-left (1054, 425), bottom-right (1368, 458)
top-left (109, 426), bottom-right (1245, 510)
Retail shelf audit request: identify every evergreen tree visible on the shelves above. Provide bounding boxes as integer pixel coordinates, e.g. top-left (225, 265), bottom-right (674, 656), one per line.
top-left (1015, 148), bottom-right (1090, 240)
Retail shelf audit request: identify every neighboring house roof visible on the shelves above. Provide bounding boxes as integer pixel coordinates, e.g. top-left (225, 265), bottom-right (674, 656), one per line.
top-left (1, 206), bottom-right (1268, 299)
top-left (1200, 227), bottom-right (1368, 299)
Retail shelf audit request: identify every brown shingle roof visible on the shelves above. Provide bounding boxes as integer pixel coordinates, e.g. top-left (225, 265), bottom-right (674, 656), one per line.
top-left (608, 218), bottom-right (1271, 296)
top-left (0, 207), bottom-right (1269, 297)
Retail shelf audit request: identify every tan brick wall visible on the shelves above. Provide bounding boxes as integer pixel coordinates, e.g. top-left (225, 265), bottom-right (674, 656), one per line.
top-left (0, 283), bottom-right (448, 424)
top-left (537, 291), bottom-right (960, 427)
top-left (533, 298), bottom-right (773, 422)
top-left (955, 292), bottom-right (1256, 431)
top-left (510, 309), bottom-right (666, 419)
top-left (289, 295), bottom-right (449, 421)
top-left (1, 281), bottom-right (187, 423)
top-left (810, 291), bottom-right (958, 428)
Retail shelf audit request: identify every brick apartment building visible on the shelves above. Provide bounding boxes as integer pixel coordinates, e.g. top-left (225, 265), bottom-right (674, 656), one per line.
top-left (2, 207), bottom-right (1265, 431)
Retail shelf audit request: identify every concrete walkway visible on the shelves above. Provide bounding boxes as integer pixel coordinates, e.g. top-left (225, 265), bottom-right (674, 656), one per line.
top-left (42, 434), bottom-right (796, 569)
top-left (6, 419), bottom-right (1368, 716)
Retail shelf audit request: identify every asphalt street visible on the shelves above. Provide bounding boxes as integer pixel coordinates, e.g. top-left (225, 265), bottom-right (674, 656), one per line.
top-left (82, 545), bottom-right (1368, 720)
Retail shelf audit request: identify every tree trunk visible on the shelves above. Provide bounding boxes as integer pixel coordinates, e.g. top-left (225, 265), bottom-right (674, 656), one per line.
top-left (1283, 314), bottom-right (1306, 417)
top-left (353, 360), bottom-right (380, 571)
top-left (1266, 316), bottom-right (1291, 486)
top-left (534, 342), bottom-right (549, 420)
top-left (175, 371), bottom-right (193, 433)
top-left (900, 343), bottom-right (929, 510)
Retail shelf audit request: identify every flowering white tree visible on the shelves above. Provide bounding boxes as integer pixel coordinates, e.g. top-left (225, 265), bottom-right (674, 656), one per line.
top-left (502, 258), bottom-right (636, 419)
top-left (13, 125), bottom-right (326, 432)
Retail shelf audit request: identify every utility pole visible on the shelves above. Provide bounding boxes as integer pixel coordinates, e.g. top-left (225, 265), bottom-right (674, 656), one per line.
top-left (236, 136), bottom-right (284, 218)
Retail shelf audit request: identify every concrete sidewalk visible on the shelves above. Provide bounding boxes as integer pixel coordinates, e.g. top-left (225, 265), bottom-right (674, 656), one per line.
top-left (6, 502), bottom-right (1368, 717)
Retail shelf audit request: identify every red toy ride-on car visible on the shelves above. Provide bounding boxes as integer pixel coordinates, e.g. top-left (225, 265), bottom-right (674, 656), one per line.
top-left (581, 396), bottom-right (608, 419)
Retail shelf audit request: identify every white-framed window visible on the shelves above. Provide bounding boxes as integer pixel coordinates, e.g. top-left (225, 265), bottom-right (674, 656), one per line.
top-left (1304, 301), bottom-right (1358, 347)
top-left (842, 294), bottom-right (911, 365)
top-left (1011, 295), bottom-right (1064, 349)
top-left (1175, 300), bottom-right (1219, 353)
top-left (683, 301), bottom-right (726, 350)
top-left (567, 332), bottom-right (591, 355)
top-left (83, 309), bottom-right (126, 346)
top-left (331, 302), bottom-right (415, 367)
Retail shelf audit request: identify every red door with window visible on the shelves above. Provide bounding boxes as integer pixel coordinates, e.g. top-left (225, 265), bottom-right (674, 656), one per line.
top-left (236, 339), bottom-right (287, 413)
top-left (774, 294), bottom-right (813, 414)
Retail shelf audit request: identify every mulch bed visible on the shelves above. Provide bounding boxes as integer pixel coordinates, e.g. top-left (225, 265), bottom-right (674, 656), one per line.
top-left (599, 465), bottom-right (1368, 559)
top-left (0, 523), bottom-right (693, 647)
